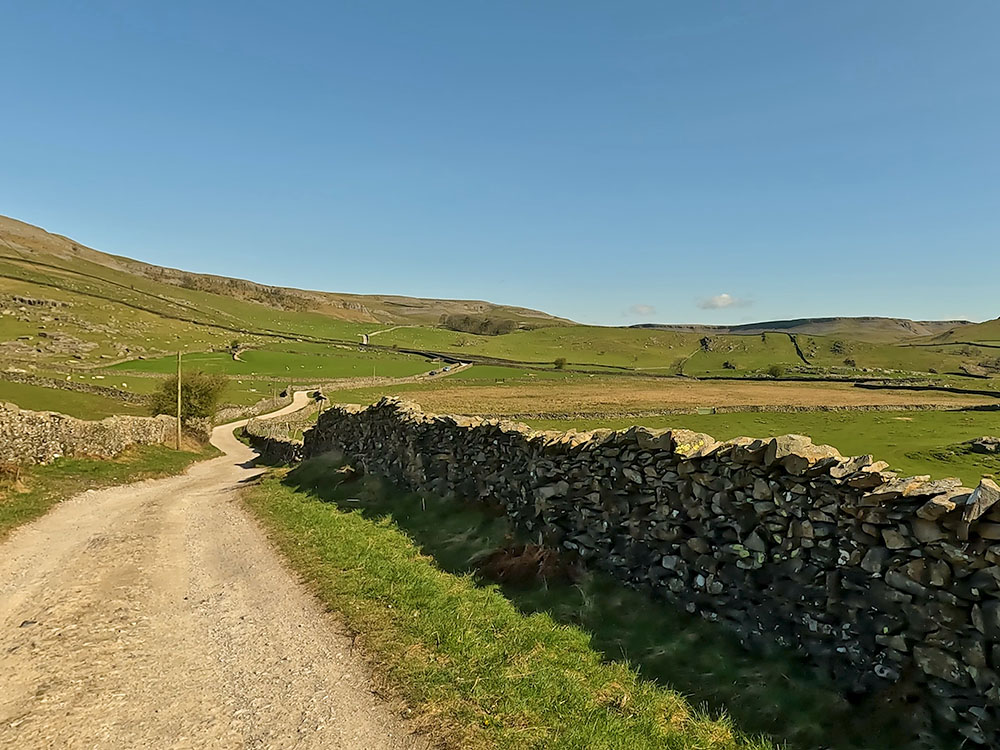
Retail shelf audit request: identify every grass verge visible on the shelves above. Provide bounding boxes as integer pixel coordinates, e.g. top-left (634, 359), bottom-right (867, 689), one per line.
top-left (244, 456), bottom-right (776, 750)
top-left (0, 442), bottom-right (218, 541)
top-left (245, 456), bottom-right (936, 750)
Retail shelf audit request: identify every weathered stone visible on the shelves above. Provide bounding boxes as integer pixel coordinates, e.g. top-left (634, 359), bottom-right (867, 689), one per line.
top-left (964, 479), bottom-right (1000, 523)
top-left (860, 547), bottom-right (890, 575)
top-left (910, 518), bottom-right (947, 543)
top-left (829, 454), bottom-right (875, 480)
top-left (752, 477), bottom-right (771, 501)
top-left (670, 430), bottom-right (719, 458)
top-left (536, 480), bottom-right (570, 501)
top-left (969, 436), bottom-right (1000, 455)
top-left (764, 434), bottom-right (841, 475)
top-left (881, 527), bottom-right (911, 550)
top-left (914, 645), bottom-right (970, 686)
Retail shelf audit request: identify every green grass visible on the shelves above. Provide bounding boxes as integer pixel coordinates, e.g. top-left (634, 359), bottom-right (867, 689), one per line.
top-left (245, 458), bottom-right (777, 750)
top-left (0, 379), bottom-right (146, 419)
top-left (525, 410), bottom-right (1000, 486)
top-left (110, 345), bottom-right (432, 379)
top-left (682, 334), bottom-right (803, 376)
top-left (0, 442), bottom-right (218, 541)
top-left (245, 457), bottom-right (939, 749)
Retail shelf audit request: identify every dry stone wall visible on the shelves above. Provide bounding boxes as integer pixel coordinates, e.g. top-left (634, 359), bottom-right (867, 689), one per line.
top-left (0, 370), bottom-right (148, 405)
top-left (0, 402), bottom-right (176, 464)
top-left (303, 398), bottom-right (1000, 746)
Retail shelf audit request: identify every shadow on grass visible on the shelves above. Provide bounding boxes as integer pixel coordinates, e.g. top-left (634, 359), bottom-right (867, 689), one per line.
top-left (282, 456), bottom-right (937, 750)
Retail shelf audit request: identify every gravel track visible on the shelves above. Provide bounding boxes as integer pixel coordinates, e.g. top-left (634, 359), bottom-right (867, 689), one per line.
top-left (0, 392), bottom-right (427, 749)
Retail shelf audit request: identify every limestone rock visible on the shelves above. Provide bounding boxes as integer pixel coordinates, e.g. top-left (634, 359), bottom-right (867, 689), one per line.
top-left (963, 479), bottom-right (1000, 523)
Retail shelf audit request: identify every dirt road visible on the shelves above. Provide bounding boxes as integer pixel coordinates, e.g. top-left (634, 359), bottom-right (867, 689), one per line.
top-left (0, 393), bottom-right (427, 749)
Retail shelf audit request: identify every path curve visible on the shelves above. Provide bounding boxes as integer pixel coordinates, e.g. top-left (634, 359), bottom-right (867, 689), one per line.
top-left (0, 394), bottom-right (427, 750)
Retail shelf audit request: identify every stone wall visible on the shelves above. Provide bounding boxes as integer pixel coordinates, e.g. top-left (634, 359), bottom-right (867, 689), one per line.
top-left (303, 398), bottom-right (1000, 746)
top-left (241, 430), bottom-right (304, 464)
top-left (0, 370), bottom-right (149, 405)
top-left (0, 402), bottom-right (176, 464)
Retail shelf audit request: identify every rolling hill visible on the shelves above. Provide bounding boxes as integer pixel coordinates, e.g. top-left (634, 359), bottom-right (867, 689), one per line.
top-left (0, 215), bottom-right (569, 328)
top-left (632, 316), bottom-right (972, 343)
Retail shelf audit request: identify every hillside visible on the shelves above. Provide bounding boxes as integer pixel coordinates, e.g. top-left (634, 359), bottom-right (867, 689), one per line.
top-left (0, 215), bottom-right (568, 328)
top-left (931, 317), bottom-right (1000, 345)
top-left (633, 316), bottom-right (971, 342)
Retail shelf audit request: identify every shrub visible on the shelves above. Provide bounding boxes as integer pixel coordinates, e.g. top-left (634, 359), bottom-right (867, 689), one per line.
top-left (150, 371), bottom-right (228, 423)
top-left (440, 314), bottom-right (517, 336)
top-left (554, 357), bottom-right (567, 370)
top-left (767, 364), bottom-right (785, 378)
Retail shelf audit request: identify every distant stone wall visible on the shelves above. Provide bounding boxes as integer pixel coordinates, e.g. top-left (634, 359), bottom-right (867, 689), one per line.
top-left (303, 398), bottom-right (1000, 746)
top-left (0, 402), bottom-right (176, 464)
top-left (238, 408), bottom-right (317, 464)
top-left (215, 392), bottom-right (293, 425)
top-left (0, 370), bottom-right (148, 405)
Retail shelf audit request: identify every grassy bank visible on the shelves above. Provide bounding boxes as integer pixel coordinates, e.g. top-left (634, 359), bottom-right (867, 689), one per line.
top-left (244, 457), bottom-right (776, 750)
top-left (0, 442), bottom-right (218, 540)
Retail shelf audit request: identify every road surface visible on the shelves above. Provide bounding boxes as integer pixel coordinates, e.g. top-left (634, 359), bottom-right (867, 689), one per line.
top-left (0, 392), bottom-right (427, 749)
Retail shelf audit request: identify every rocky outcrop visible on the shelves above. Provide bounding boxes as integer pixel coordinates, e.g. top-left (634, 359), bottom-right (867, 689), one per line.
top-left (0, 402), bottom-right (176, 464)
top-left (970, 437), bottom-right (1000, 455)
top-left (302, 397), bottom-right (1000, 746)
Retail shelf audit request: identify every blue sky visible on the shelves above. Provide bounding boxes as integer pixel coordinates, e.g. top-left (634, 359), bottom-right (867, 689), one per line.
top-left (2, 2), bottom-right (998, 325)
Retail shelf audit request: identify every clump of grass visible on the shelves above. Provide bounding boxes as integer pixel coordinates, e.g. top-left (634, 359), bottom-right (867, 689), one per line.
top-left (244, 457), bottom-right (774, 750)
top-left (0, 443), bottom-right (218, 540)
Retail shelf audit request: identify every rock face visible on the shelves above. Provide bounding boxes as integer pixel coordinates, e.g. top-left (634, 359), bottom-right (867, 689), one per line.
top-left (298, 398), bottom-right (1000, 745)
top-left (0, 402), bottom-right (175, 464)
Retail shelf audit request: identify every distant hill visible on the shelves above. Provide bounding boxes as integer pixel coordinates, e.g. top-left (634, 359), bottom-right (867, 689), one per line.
top-left (930, 318), bottom-right (1000, 344)
top-left (632, 316), bottom-right (972, 343)
top-left (0, 215), bottom-right (569, 327)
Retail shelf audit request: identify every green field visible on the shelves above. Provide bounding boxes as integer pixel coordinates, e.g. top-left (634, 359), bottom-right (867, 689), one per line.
top-left (110, 345), bottom-right (433, 379)
top-left (0, 379), bottom-right (146, 419)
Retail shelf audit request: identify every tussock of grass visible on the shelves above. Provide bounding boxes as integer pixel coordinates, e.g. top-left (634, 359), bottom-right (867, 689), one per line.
top-left (0, 443), bottom-right (218, 540)
top-left (244, 457), bottom-right (774, 750)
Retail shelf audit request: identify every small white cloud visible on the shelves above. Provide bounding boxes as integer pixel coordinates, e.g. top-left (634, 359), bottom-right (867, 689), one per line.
top-left (698, 293), bottom-right (752, 310)
top-left (628, 303), bottom-right (657, 316)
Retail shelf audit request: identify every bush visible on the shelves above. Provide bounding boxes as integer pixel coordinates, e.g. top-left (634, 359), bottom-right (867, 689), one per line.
top-left (439, 314), bottom-right (517, 336)
top-left (554, 357), bottom-right (567, 370)
top-left (150, 371), bottom-right (228, 423)
top-left (767, 364), bottom-right (785, 378)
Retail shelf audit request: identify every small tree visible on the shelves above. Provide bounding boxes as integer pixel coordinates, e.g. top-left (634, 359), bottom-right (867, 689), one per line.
top-left (553, 357), bottom-right (567, 370)
top-left (150, 371), bottom-right (228, 423)
top-left (767, 364), bottom-right (785, 378)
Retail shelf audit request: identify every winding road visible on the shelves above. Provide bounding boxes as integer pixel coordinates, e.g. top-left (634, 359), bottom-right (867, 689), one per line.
top-left (0, 393), bottom-right (427, 749)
